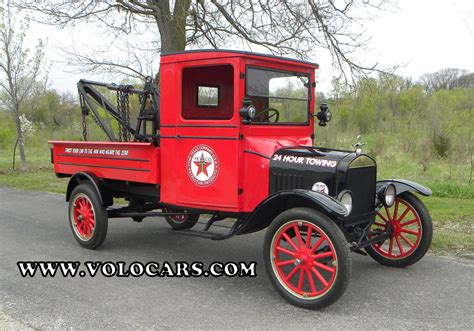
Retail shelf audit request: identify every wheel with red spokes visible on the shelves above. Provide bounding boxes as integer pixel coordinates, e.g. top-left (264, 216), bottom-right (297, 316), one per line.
top-left (264, 208), bottom-right (351, 309)
top-left (366, 192), bottom-right (432, 267)
top-left (163, 208), bottom-right (199, 230)
top-left (68, 184), bottom-right (108, 249)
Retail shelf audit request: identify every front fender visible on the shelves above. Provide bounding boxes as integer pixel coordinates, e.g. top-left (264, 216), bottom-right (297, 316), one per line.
top-left (377, 179), bottom-right (432, 197)
top-left (238, 189), bottom-right (347, 235)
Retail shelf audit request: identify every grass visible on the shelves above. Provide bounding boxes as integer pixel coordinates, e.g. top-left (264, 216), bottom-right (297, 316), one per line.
top-left (0, 167), bottom-right (68, 194)
top-left (0, 147), bottom-right (69, 194)
top-left (0, 145), bottom-right (472, 259)
top-left (422, 197), bottom-right (474, 259)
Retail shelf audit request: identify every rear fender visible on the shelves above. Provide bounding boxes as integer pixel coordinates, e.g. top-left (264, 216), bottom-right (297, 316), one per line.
top-left (238, 189), bottom-right (347, 235)
top-left (376, 179), bottom-right (432, 197)
top-left (66, 172), bottom-right (112, 206)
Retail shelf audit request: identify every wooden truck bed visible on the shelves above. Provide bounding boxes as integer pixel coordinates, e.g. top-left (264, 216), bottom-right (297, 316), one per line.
top-left (49, 141), bottom-right (160, 184)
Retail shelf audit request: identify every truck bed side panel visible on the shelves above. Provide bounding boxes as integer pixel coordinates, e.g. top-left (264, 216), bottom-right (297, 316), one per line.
top-left (49, 141), bottom-right (160, 184)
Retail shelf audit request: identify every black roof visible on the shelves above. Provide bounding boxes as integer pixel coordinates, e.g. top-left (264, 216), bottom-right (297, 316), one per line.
top-left (161, 49), bottom-right (319, 67)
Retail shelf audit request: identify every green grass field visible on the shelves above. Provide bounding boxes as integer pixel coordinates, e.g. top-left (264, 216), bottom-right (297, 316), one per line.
top-left (0, 145), bottom-right (472, 259)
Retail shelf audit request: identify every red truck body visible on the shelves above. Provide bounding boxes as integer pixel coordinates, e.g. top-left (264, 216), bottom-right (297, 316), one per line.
top-left (49, 50), bottom-right (433, 310)
top-left (50, 50), bottom-right (317, 213)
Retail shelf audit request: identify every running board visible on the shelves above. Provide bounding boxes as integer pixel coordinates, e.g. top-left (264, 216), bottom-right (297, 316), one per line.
top-left (107, 209), bottom-right (198, 219)
top-left (174, 218), bottom-right (244, 241)
top-left (173, 229), bottom-right (229, 240)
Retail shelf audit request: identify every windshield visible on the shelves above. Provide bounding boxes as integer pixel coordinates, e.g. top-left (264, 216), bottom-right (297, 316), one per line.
top-left (246, 67), bottom-right (310, 124)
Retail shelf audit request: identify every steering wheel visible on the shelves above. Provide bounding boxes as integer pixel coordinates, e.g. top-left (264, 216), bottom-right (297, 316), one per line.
top-left (256, 108), bottom-right (280, 123)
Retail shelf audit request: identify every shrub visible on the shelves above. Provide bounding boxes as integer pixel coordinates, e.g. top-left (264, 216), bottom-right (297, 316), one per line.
top-left (433, 132), bottom-right (451, 159)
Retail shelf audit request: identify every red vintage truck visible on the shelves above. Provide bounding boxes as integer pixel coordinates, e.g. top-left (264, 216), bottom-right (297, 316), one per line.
top-left (50, 50), bottom-right (433, 309)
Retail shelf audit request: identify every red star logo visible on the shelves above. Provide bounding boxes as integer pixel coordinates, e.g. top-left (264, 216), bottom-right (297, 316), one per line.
top-left (194, 153), bottom-right (212, 177)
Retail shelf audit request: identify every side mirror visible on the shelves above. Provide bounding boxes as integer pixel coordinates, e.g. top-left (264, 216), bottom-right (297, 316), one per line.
top-left (316, 103), bottom-right (332, 127)
top-left (239, 97), bottom-right (256, 124)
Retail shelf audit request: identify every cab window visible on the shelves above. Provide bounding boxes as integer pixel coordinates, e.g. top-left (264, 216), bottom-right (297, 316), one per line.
top-left (246, 67), bottom-right (310, 124)
top-left (197, 86), bottom-right (219, 107)
top-left (182, 65), bottom-right (233, 120)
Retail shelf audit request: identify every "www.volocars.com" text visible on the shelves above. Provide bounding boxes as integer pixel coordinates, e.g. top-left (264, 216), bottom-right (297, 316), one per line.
top-left (17, 261), bottom-right (257, 278)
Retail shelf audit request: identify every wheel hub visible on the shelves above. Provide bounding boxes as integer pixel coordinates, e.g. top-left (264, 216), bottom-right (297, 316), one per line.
top-left (295, 249), bottom-right (313, 269)
top-left (390, 221), bottom-right (401, 236)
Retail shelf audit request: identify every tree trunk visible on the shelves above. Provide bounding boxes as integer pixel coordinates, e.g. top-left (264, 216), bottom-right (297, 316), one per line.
top-left (154, 0), bottom-right (190, 54)
top-left (18, 137), bottom-right (27, 171)
top-left (469, 108), bottom-right (473, 184)
top-left (14, 113), bottom-right (27, 171)
top-left (158, 22), bottom-right (186, 54)
top-left (469, 131), bottom-right (473, 184)
top-left (153, 0), bottom-right (191, 86)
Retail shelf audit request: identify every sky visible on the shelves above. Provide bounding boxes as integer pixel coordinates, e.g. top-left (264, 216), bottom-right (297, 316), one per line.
top-left (20, 0), bottom-right (474, 94)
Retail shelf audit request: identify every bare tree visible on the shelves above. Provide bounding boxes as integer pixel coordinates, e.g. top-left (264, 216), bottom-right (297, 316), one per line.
top-left (419, 68), bottom-right (469, 92)
top-left (456, 72), bottom-right (474, 89)
top-left (0, 3), bottom-right (46, 170)
top-left (15, 0), bottom-right (395, 83)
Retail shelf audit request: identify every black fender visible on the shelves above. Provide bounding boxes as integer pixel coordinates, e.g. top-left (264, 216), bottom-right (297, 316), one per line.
top-left (66, 172), bottom-right (111, 206)
top-left (376, 179), bottom-right (432, 197)
top-left (237, 189), bottom-right (347, 235)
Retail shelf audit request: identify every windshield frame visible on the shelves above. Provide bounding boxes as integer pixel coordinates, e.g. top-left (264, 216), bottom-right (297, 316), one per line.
top-left (245, 66), bottom-right (311, 126)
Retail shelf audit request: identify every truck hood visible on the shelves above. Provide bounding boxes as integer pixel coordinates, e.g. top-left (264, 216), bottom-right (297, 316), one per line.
top-left (243, 136), bottom-right (313, 158)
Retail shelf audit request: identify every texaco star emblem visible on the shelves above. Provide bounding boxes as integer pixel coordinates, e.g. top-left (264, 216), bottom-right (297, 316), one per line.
top-left (187, 145), bottom-right (219, 186)
top-left (194, 152), bottom-right (212, 177)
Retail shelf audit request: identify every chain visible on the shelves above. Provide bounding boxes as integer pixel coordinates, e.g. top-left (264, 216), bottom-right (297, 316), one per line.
top-left (116, 88), bottom-right (131, 142)
top-left (124, 91), bottom-right (130, 141)
top-left (116, 91), bottom-right (123, 142)
top-left (81, 110), bottom-right (87, 141)
top-left (79, 94), bottom-right (88, 141)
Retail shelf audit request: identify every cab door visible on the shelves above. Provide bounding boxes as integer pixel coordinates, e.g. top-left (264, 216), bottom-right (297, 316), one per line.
top-left (175, 64), bottom-right (240, 212)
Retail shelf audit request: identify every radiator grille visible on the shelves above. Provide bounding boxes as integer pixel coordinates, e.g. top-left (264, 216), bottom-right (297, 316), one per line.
top-left (272, 172), bottom-right (304, 191)
top-left (344, 166), bottom-right (376, 216)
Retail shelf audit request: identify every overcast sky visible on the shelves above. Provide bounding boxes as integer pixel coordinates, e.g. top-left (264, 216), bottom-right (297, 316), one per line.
top-left (21, 0), bottom-right (474, 94)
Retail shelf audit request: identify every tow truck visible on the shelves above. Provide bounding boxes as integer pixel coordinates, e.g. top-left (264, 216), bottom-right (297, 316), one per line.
top-left (50, 50), bottom-right (433, 309)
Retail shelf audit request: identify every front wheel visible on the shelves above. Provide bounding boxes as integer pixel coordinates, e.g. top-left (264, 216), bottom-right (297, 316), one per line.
top-left (365, 192), bottom-right (433, 267)
top-left (68, 184), bottom-right (108, 249)
top-left (264, 208), bottom-right (351, 310)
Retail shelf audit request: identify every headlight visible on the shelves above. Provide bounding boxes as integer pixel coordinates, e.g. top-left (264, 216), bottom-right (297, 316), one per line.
top-left (337, 190), bottom-right (353, 216)
top-left (384, 184), bottom-right (396, 207)
top-left (239, 98), bottom-right (256, 121)
top-left (325, 111), bottom-right (332, 122)
top-left (312, 182), bottom-right (329, 194)
top-left (247, 105), bottom-right (256, 119)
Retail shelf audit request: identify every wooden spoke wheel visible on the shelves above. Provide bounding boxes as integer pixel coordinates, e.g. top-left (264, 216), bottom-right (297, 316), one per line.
top-left (264, 208), bottom-right (351, 309)
top-left (366, 192), bottom-right (433, 267)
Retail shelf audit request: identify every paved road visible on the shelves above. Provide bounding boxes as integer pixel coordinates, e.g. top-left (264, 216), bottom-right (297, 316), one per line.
top-left (1, 187), bottom-right (473, 329)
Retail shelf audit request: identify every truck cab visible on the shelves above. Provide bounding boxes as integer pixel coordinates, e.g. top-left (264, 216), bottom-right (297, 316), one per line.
top-left (158, 50), bottom-right (316, 214)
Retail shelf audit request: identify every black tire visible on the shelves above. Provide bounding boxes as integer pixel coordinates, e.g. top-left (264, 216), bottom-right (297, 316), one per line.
top-left (68, 184), bottom-right (108, 249)
top-left (264, 207), bottom-right (351, 310)
top-left (365, 192), bottom-right (433, 267)
top-left (163, 208), bottom-right (199, 230)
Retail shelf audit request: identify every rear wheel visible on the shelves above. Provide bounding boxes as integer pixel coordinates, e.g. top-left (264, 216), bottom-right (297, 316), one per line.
top-left (163, 208), bottom-right (199, 230)
top-left (365, 192), bottom-right (433, 267)
top-left (68, 184), bottom-right (108, 249)
top-left (264, 208), bottom-right (351, 310)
